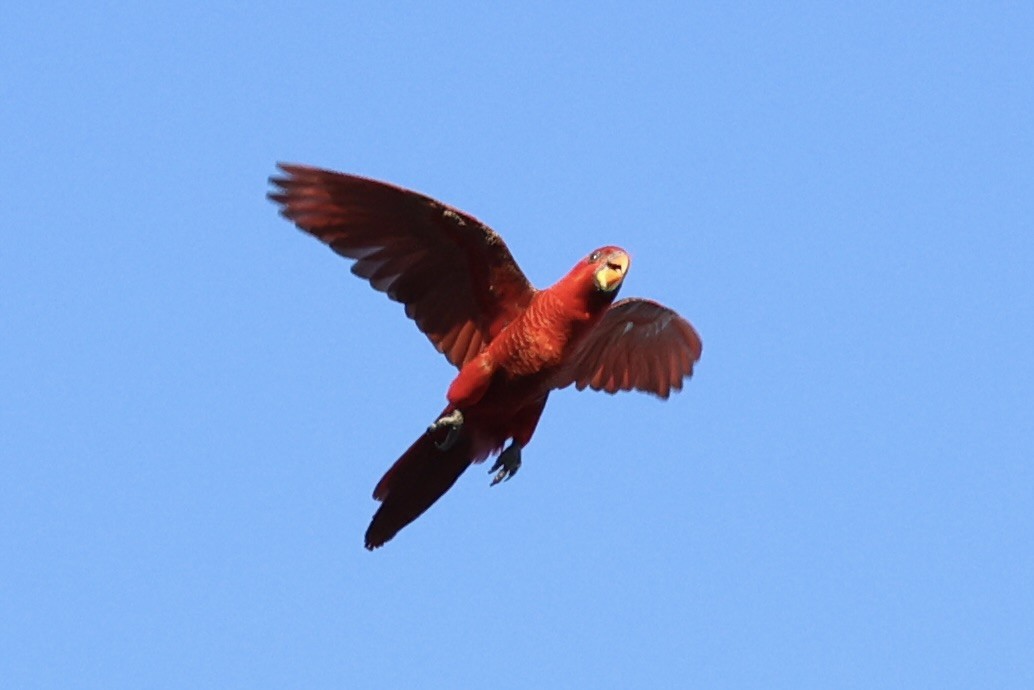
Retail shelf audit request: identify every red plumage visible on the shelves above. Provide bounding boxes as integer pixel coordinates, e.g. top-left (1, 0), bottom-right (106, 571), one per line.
top-left (268, 164), bottom-right (702, 549)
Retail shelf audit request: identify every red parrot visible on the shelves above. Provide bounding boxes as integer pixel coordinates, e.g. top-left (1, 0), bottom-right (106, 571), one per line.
top-left (268, 164), bottom-right (702, 549)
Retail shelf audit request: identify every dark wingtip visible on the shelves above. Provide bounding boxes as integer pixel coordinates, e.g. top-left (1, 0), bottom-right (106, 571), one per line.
top-left (364, 524), bottom-right (392, 551)
top-left (267, 162), bottom-right (308, 210)
top-left (274, 161), bottom-right (303, 174)
top-left (267, 162), bottom-right (307, 191)
top-left (267, 162), bottom-right (290, 204)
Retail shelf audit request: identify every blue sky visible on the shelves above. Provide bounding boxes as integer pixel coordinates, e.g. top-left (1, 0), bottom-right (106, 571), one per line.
top-left (2, 2), bottom-right (1032, 687)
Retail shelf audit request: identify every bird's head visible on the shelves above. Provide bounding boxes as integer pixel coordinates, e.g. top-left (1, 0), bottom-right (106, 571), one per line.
top-left (552, 246), bottom-right (631, 311)
top-left (586, 246), bottom-right (630, 293)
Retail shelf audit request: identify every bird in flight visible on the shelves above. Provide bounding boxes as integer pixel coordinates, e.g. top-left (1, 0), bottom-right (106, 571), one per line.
top-left (268, 164), bottom-right (702, 549)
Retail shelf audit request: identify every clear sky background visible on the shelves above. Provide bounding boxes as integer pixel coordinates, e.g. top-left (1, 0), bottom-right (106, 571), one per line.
top-left (2, 3), bottom-right (1032, 688)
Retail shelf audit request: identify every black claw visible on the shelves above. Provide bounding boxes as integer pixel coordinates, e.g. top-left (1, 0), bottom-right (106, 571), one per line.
top-left (437, 424), bottom-right (461, 451)
top-left (490, 441), bottom-right (522, 486)
top-left (428, 409), bottom-right (464, 450)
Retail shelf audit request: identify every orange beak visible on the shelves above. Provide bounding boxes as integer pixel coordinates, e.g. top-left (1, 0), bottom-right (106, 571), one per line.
top-left (594, 251), bottom-right (630, 292)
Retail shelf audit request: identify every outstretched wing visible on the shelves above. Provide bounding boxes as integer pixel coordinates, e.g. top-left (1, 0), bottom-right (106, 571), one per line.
top-left (560, 298), bottom-right (702, 399)
top-left (268, 164), bottom-right (536, 368)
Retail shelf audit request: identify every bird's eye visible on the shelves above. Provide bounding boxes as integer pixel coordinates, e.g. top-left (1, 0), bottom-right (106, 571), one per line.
top-left (589, 251), bottom-right (601, 262)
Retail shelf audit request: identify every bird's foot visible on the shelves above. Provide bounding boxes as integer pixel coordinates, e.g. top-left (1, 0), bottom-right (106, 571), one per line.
top-left (489, 441), bottom-right (522, 486)
top-left (428, 409), bottom-right (464, 450)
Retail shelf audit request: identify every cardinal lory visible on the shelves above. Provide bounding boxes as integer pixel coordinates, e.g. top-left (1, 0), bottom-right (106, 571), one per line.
top-left (268, 164), bottom-right (702, 549)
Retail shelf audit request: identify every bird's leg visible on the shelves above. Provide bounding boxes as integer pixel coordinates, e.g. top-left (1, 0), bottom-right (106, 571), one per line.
top-left (489, 440), bottom-right (522, 486)
top-left (428, 409), bottom-right (464, 450)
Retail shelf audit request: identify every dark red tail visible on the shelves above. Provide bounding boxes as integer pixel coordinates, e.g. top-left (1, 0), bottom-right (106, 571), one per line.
top-left (364, 428), bottom-right (474, 550)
